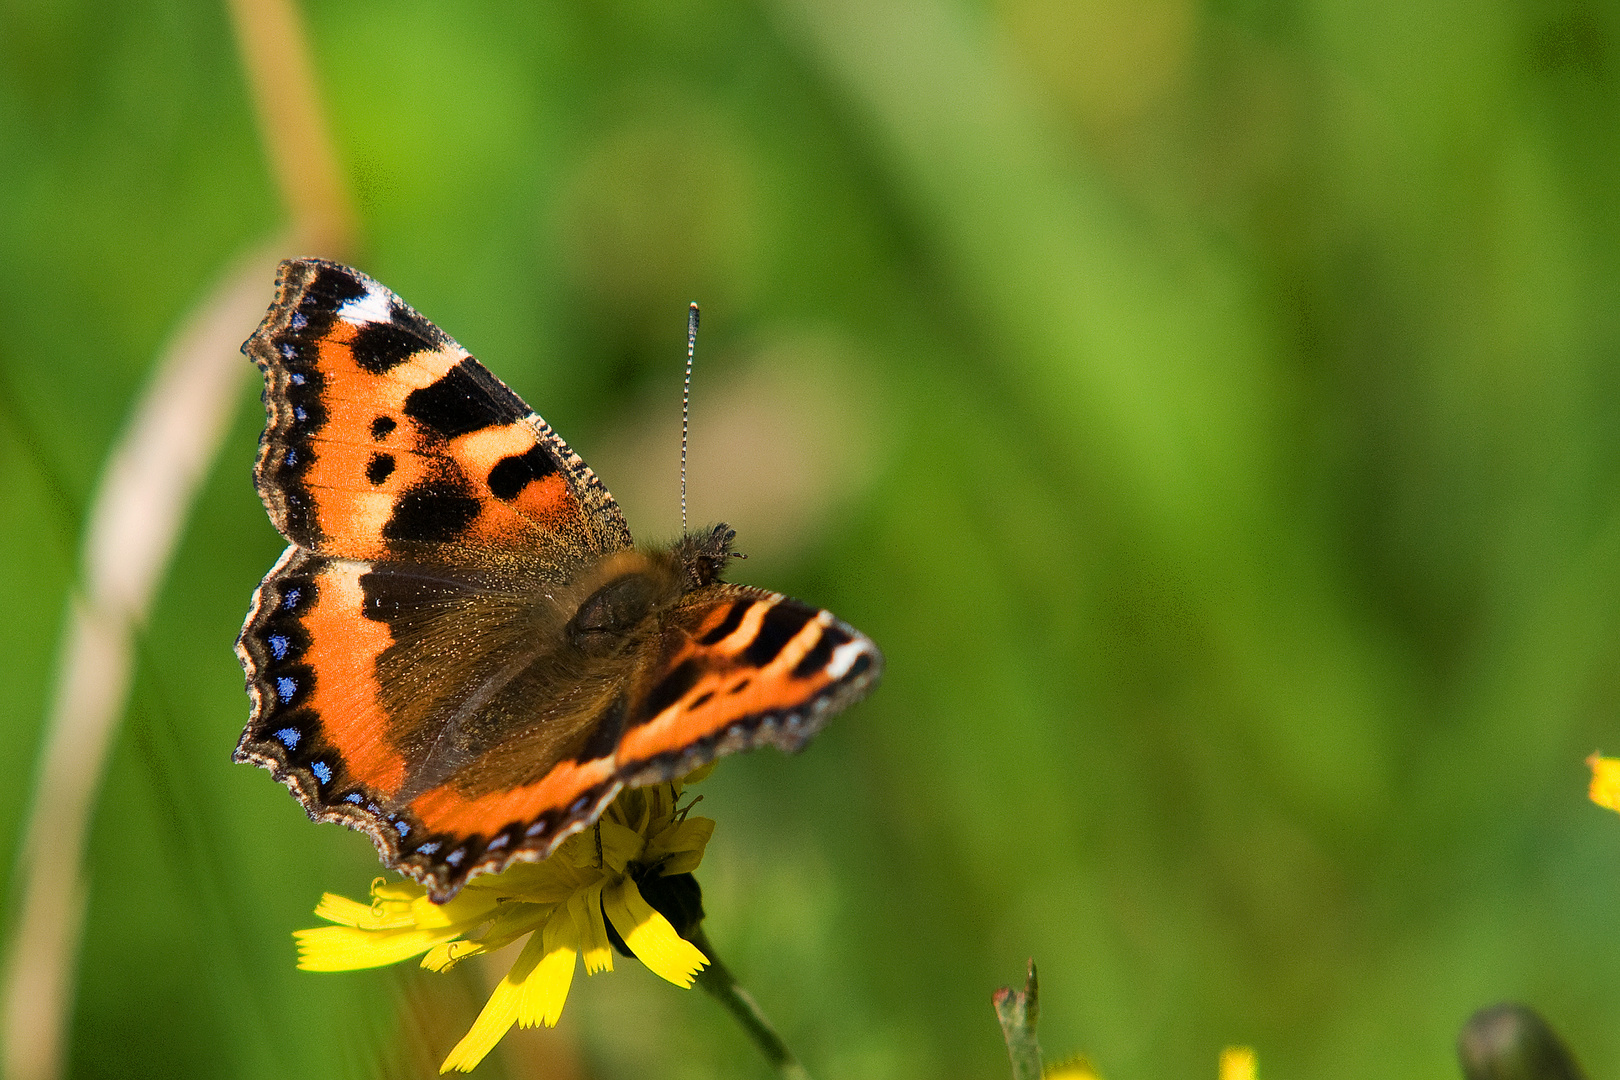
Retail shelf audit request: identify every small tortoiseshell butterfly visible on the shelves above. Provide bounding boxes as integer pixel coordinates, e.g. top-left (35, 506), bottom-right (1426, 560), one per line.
top-left (235, 260), bottom-right (882, 901)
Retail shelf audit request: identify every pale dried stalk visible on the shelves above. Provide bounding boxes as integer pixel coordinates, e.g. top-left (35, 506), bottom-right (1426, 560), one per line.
top-left (1, 250), bottom-right (279, 1080)
top-left (0, 0), bottom-right (354, 1075)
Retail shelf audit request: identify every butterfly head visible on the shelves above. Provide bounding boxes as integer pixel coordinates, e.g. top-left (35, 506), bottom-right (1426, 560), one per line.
top-left (672, 523), bottom-right (738, 589)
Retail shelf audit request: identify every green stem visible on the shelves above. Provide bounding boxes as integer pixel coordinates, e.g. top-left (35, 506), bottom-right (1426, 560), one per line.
top-left (688, 926), bottom-right (811, 1080)
top-left (993, 960), bottom-right (1043, 1080)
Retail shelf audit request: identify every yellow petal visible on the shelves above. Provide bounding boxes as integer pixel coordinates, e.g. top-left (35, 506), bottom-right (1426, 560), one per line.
top-left (368, 880), bottom-right (427, 924)
top-left (602, 878), bottom-right (707, 987)
top-left (613, 789), bottom-right (651, 834)
top-left (657, 851), bottom-right (702, 876)
top-left (1044, 1057), bottom-right (1102, 1080)
top-left (646, 816), bottom-right (714, 870)
top-left (643, 783), bottom-right (677, 824)
top-left (596, 820), bottom-right (644, 873)
top-left (1219, 1047), bottom-right (1257, 1080)
top-left (679, 761), bottom-right (717, 786)
top-left (312, 893), bottom-right (385, 929)
top-left (416, 904), bottom-right (549, 972)
top-left (371, 878), bottom-right (426, 904)
top-left (411, 889), bottom-right (499, 930)
top-left (1588, 754), bottom-right (1620, 812)
top-left (478, 902), bottom-right (551, 950)
top-left (439, 964), bottom-right (524, 1074)
top-left (554, 829), bottom-right (596, 867)
top-left (479, 859), bottom-right (583, 905)
top-left (294, 925), bottom-right (463, 971)
top-left (420, 940), bottom-right (480, 972)
top-left (570, 880), bottom-right (614, 975)
top-left (519, 905), bottom-right (581, 1028)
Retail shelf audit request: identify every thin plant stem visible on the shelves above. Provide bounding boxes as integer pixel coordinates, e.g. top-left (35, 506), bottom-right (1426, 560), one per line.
top-left (993, 960), bottom-right (1042, 1080)
top-left (688, 926), bottom-right (811, 1080)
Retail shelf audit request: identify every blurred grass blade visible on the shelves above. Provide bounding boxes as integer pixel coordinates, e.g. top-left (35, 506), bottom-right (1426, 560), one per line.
top-left (993, 960), bottom-right (1042, 1080)
top-left (0, 0), bottom-right (356, 1076)
top-left (1458, 1004), bottom-right (1587, 1080)
top-left (225, 0), bottom-right (356, 254)
top-left (772, 0), bottom-right (1400, 823)
top-left (0, 245), bottom-right (279, 1080)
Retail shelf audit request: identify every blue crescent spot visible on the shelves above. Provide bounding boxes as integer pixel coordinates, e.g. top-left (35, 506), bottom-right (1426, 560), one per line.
top-left (395, 821), bottom-right (410, 837)
top-left (284, 449), bottom-right (297, 466)
top-left (275, 676), bottom-right (297, 703)
top-left (282, 344), bottom-right (297, 360)
top-left (274, 727), bottom-right (300, 750)
top-left (268, 634), bottom-right (289, 660)
top-left (290, 313), bottom-right (308, 330)
top-left (293, 406), bottom-right (307, 421)
top-left (282, 588), bottom-right (301, 610)
top-left (445, 849), bottom-right (466, 866)
top-left (290, 372), bottom-right (305, 385)
top-left (345, 793), bottom-right (363, 804)
top-left (486, 834), bottom-right (509, 851)
top-left (311, 761), bottom-right (332, 784)
top-left (416, 842), bottom-right (440, 855)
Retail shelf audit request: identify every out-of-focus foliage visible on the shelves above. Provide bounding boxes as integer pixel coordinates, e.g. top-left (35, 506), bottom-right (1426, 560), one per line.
top-left (4, 1), bottom-right (1620, 1078)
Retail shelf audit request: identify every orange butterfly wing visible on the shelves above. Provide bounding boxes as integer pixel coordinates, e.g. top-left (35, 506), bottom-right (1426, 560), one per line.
top-left (247, 259), bottom-right (629, 571)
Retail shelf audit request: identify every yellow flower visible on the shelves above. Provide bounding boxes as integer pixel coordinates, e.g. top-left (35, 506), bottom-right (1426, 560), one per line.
top-left (1219, 1046), bottom-right (1257, 1080)
top-left (294, 776), bottom-right (714, 1073)
top-left (1044, 1054), bottom-right (1102, 1080)
top-left (1588, 754), bottom-right (1620, 813)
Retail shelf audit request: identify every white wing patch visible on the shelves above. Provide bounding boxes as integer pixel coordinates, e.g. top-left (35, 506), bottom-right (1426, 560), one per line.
top-left (825, 637), bottom-right (872, 679)
top-left (337, 286), bottom-right (394, 326)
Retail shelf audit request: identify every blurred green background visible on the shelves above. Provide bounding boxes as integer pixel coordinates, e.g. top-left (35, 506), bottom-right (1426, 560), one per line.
top-left (5, 0), bottom-right (1620, 1078)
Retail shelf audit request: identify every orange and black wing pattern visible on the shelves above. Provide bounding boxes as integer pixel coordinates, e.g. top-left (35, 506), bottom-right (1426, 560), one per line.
top-left (237, 558), bottom-right (880, 901)
top-left (235, 261), bottom-right (882, 902)
top-left (236, 549), bottom-right (629, 900)
top-left (615, 585), bottom-right (881, 786)
top-left (243, 259), bottom-right (629, 572)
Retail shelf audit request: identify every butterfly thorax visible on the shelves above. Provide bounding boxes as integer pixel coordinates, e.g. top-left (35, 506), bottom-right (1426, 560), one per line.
top-left (566, 524), bottom-right (737, 658)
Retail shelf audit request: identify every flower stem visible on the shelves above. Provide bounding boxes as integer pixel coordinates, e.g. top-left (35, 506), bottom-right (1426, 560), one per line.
top-left (689, 926), bottom-right (811, 1080)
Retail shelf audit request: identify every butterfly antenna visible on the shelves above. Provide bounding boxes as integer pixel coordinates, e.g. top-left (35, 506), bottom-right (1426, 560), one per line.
top-left (682, 302), bottom-right (699, 532)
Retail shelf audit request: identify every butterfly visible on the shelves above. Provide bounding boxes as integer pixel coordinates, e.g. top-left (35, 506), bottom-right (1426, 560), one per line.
top-left (234, 260), bottom-right (882, 902)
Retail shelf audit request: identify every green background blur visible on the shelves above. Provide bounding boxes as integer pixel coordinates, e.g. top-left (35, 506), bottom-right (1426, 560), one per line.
top-left (5, 0), bottom-right (1620, 1078)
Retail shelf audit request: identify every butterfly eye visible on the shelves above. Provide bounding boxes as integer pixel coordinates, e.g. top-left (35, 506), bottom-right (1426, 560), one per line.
top-left (569, 573), bottom-right (661, 654)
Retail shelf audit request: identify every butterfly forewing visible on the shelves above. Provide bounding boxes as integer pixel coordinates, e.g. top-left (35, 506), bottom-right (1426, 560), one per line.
top-left (245, 259), bottom-right (631, 573)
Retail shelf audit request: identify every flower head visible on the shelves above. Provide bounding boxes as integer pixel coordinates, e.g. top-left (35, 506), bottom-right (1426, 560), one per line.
top-left (295, 773), bottom-right (715, 1073)
top-left (1044, 1055), bottom-right (1103, 1079)
top-left (1219, 1047), bottom-right (1257, 1080)
top-left (1588, 753), bottom-right (1620, 813)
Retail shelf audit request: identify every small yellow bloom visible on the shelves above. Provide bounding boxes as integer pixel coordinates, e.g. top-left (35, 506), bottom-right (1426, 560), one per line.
top-left (1588, 754), bottom-right (1620, 813)
top-left (1044, 1054), bottom-right (1102, 1080)
top-left (1219, 1046), bottom-right (1257, 1080)
top-left (295, 778), bottom-right (714, 1073)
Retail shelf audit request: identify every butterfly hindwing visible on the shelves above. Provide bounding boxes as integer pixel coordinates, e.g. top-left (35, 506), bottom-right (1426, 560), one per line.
top-left (237, 547), bottom-right (630, 897)
top-left (246, 259), bottom-right (631, 572)
top-left (239, 561), bottom-right (880, 900)
top-left (236, 549), bottom-right (424, 854)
